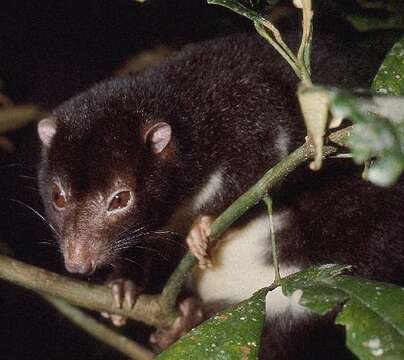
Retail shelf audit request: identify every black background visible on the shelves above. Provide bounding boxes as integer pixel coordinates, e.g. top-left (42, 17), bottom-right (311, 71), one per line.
top-left (0, 1), bottom-right (246, 358)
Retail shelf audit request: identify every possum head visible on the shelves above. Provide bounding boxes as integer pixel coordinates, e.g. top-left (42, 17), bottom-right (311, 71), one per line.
top-left (37, 102), bottom-right (176, 275)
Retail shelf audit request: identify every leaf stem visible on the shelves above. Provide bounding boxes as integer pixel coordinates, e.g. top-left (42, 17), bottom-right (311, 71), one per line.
top-left (296, 0), bottom-right (313, 84)
top-left (254, 22), bottom-right (301, 80)
top-left (263, 196), bottom-right (281, 286)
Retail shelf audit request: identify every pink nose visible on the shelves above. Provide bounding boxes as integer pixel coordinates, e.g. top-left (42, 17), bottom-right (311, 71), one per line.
top-left (64, 258), bottom-right (95, 275)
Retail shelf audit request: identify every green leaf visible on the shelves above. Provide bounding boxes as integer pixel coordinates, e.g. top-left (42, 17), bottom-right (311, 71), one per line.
top-left (373, 36), bottom-right (404, 96)
top-left (332, 92), bottom-right (404, 187)
top-left (297, 83), bottom-right (404, 186)
top-left (297, 84), bottom-right (336, 170)
top-left (156, 287), bottom-right (268, 360)
top-left (207, 0), bottom-right (273, 26)
top-left (299, 36), bottom-right (404, 185)
top-left (281, 265), bottom-right (404, 360)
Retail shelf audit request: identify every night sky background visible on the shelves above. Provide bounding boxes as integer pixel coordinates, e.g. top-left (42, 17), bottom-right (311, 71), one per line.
top-left (0, 1), bottom-right (390, 359)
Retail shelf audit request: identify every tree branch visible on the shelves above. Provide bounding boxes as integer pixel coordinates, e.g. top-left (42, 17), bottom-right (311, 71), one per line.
top-left (0, 126), bottom-right (352, 337)
top-left (45, 296), bottom-right (155, 360)
top-left (0, 253), bottom-right (176, 328)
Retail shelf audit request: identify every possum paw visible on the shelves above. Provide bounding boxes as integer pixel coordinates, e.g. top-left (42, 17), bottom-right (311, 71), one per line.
top-left (101, 278), bottom-right (140, 326)
top-left (150, 297), bottom-right (204, 349)
top-left (186, 215), bottom-right (214, 269)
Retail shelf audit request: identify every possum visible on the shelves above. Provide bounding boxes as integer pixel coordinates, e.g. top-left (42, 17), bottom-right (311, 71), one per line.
top-left (37, 30), bottom-right (404, 359)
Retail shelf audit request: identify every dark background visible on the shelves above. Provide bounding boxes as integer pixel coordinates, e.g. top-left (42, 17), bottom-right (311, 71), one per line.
top-left (0, 1), bottom-right (249, 359)
top-left (0, 0), bottom-right (388, 359)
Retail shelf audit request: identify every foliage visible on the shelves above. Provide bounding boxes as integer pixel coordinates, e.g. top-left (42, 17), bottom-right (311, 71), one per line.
top-left (209, 0), bottom-right (312, 82)
top-left (299, 36), bottom-right (404, 186)
top-left (281, 264), bottom-right (404, 360)
top-left (299, 85), bottom-right (404, 186)
top-left (156, 288), bottom-right (268, 360)
top-left (373, 36), bottom-right (404, 96)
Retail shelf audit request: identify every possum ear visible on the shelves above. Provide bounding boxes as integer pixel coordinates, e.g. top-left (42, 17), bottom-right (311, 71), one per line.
top-left (38, 117), bottom-right (57, 147)
top-left (144, 122), bottom-right (172, 154)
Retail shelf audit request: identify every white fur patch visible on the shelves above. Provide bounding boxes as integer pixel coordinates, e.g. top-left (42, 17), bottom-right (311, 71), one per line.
top-left (190, 213), bottom-right (298, 313)
top-left (275, 128), bottom-right (290, 159)
top-left (192, 169), bottom-right (223, 211)
top-left (272, 210), bottom-right (290, 232)
top-left (265, 284), bottom-right (309, 318)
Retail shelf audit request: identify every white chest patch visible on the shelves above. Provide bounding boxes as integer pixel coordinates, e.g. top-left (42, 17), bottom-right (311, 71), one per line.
top-left (189, 212), bottom-right (301, 317)
top-left (192, 169), bottom-right (224, 212)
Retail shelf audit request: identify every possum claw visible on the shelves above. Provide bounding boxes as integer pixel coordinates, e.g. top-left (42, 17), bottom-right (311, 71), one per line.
top-left (102, 278), bottom-right (140, 327)
top-left (150, 297), bottom-right (204, 349)
top-left (109, 278), bottom-right (138, 309)
top-left (186, 215), bottom-right (214, 269)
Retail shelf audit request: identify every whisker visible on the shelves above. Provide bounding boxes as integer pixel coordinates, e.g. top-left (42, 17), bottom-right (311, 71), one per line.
top-left (37, 239), bottom-right (60, 251)
top-left (111, 243), bottom-right (135, 252)
top-left (117, 224), bottom-right (149, 239)
top-left (0, 163), bottom-right (26, 169)
top-left (22, 186), bottom-right (40, 193)
top-left (145, 234), bottom-right (187, 250)
top-left (18, 175), bottom-right (37, 181)
top-left (120, 256), bottom-right (145, 271)
top-left (132, 245), bottom-right (170, 262)
top-left (148, 229), bottom-right (182, 237)
top-left (113, 236), bottom-right (142, 247)
top-left (4, 198), bottom-right (60, 238)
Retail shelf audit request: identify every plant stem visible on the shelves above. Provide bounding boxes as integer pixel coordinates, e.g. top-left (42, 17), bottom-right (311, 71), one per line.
top-left (255, 22), bottom-right (301, 80)
top-left (45, 296), bottom-right (155, 360)
top-left (263, 196), bottom-right (281, 285)
top-left (296, 0), bottom-right (313, 84)
top-left (161, 126), bottom-right (352, 302)
top-left (0, 253), bottom-right (175, 328)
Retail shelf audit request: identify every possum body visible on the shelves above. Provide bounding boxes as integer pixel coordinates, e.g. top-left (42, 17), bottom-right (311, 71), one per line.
top-left (37, 31), bottom-right (404, 359)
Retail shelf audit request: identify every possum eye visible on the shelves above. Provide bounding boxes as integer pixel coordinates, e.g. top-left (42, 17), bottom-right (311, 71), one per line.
top-left (108, 191), bottom-right (131, 212)
top-left (52, 184), bottom-right (66, 209)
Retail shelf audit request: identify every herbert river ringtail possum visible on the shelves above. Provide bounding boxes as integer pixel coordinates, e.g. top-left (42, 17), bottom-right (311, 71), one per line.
top-left (37, 31), bottom-right (404, 358)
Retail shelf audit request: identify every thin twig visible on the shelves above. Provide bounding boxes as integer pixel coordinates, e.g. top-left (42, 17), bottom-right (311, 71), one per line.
top-left (45, 296), bottom-right (155, 360)
top-left (255, 22), bottom-right (301, 80)
top-left (263, 196), bottom-right (281, 286)
top-left (259, 18), bottom-right (298, 64)
top-left (296, 0), bottom-right (313, 84)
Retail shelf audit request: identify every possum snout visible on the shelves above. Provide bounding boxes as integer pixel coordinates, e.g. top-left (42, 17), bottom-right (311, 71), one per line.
top-left (65, 256), bottom-right (95, 274)
top-left (63, 238), bottom-right (100, 275)
top-left (64, 252), bottom-right (95, 274)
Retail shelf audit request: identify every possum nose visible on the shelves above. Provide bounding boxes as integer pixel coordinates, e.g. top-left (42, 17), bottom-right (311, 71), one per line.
top-left (65, 257), bottom-right (95, 275)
